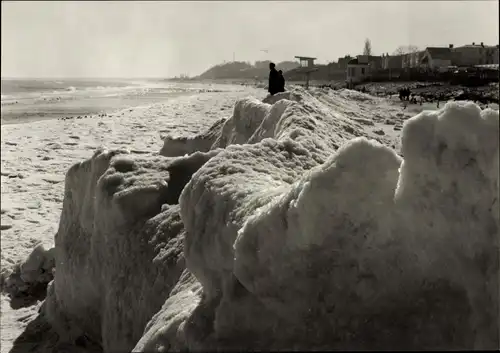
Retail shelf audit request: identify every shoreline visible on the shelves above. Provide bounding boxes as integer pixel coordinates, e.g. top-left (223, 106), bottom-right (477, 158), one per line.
top-left (0, 90), bottom-right (203, 126)
top-left (1, 80), bottom-right (254, 127)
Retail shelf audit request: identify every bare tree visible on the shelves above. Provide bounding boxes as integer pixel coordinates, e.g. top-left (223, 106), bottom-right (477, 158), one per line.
top-left (407, 45), bottom-right (420, 53)
top-left (393, 46), bottom-right (406, 56)
top-left (363, 38), bottom-right (372, 56)
top-left (393, 45), bottom-right (420, 55)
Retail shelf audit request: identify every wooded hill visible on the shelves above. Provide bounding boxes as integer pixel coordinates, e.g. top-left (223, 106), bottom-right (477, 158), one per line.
top-left (196, 60), bottom-right (299, 80)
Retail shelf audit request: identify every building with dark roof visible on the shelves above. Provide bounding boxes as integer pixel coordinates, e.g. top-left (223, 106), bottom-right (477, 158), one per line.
top-left (346, 55), bottom-right (382, 85)
top-left (381, 54), bottom-right (404, 70)
top-left (420, 47), bottom-right (453, 70)
top-left (451, 42), bottom-right (499, 66)
top-left (401, 50), bottom-right (425, 69)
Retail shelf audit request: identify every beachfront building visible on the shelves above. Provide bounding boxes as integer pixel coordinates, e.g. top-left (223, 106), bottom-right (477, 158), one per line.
top-left (381, 53), bottom-right (404, 70)
top-left (295, 56), bottom-right (317, 68)
top-left (346, 58), bottom-right (368, 85)
top-left (294, 56), bottom-right (318, 89)
top-left (420, 47), bottom-right (453, 71)
top-left (337, 55), bottom-right (353, 70)
top-left (401, 50), bottom-right (425, 69)
top-left (452, 42), bottom-right (499, 66)
top-left (346, 55), bottom-right (382, 85)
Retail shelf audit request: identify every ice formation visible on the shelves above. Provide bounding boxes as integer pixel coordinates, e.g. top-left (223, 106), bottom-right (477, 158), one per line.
top-left (1, 244), bottom-right (54, 309)
top-left (160, 117), bottom-right (227, 157)
top-left (7, 89), bottom-right (499, 352)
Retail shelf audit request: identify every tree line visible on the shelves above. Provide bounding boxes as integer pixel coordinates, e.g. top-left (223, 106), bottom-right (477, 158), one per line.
top-left (363, 38), bottom-right (420, 57)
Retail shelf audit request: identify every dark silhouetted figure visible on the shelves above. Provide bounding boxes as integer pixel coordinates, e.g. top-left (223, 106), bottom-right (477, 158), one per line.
top-left (399, 88), bottom-right (411, 101)
top-left (278, 70), bottom-right (286, 93)
top-left (268, 62), bottom-right (280, 95)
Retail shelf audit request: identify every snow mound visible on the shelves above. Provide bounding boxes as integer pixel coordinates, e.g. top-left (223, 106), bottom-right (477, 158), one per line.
top-left (160, 88), bottom-right (392, 160)
top-left (133, 269), bottom-right (202, 352)
top-left (10, 89), bottom-right (499, 351)
top-left (393, 102), bottom-right (499, 349)
top-left (177, 98), bottom-right (498, 350)
top-left (262, 90), bottom-right (303, 105)
top-left (11, 148), bottom-right (218, 353)
top-left (160, 117), bottom-right (227, 157)
top-left (1, 244), bottom-right (55, 309)
top-left (211, 97), bottom-right (272, 148)
top-left (336, 88), bottom-right (377, 102)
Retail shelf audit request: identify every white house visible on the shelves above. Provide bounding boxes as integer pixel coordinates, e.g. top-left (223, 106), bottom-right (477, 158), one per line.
top-left (420, 47), bottom-right (453, 71)
top-left (346, 58), bottom-right (368, 85)
top-left (346, 55), bottom-right (381, 85)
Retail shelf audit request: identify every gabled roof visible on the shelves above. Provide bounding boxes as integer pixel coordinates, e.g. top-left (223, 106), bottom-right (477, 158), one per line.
top-left (425, 47), bottom-right (452, 60)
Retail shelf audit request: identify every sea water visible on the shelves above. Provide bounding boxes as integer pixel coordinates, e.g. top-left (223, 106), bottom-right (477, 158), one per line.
top-left (0, 78), bottom-right (216, 124)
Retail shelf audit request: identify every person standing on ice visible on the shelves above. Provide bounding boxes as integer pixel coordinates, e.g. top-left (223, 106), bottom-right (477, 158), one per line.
top-left (268, 62), bottom-right (280, 95)
top-left (278, 70), bottom-right (286, 92)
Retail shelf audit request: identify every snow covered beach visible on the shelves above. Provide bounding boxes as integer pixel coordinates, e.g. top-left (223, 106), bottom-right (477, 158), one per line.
top-left (1, 84), bottom-right (498, 351)
top-left (0, 83), bottom-right (262, 352)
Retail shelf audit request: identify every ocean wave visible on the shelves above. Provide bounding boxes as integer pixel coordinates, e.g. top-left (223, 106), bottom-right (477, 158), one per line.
top-left (1, 85), bottom-right (145, 102)
top-left (1, 80), bottom-right (236, 106)
top-left (1, 79), bottom-right (146, 99)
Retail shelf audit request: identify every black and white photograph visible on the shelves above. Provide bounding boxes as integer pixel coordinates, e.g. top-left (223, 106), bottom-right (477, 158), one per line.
top-left (1, 1), bottom-right (499, 352)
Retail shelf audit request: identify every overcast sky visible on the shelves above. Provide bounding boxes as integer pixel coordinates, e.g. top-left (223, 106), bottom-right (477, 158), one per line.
top-left (2, 1), bottom-right (499, 78)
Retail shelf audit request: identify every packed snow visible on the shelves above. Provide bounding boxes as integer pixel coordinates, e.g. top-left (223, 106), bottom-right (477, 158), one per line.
top-left (1, 85), bottom-right (498, 352)
top-left (0, 86), bottom-right (262, 352)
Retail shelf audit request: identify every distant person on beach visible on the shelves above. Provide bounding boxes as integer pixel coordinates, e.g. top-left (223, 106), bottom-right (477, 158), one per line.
top-left (278, 70), bottom-right (286, 93)
top-left (268, 62), bottom-right (280, 96)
